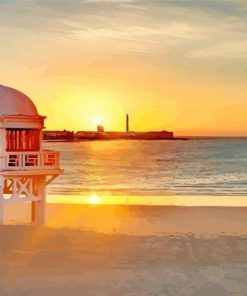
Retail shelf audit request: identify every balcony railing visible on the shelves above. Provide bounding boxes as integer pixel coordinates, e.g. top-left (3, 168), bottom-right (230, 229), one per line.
top-left (0, 150), bottom-right (60, 171)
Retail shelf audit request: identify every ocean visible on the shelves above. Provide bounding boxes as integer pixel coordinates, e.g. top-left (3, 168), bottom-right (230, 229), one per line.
top-left (43, 138), bottom-right (247, 196)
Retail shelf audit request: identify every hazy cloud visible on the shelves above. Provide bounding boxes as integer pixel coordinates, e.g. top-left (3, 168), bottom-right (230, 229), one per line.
top-left (85, 0), bottom-right (137, 3)
top-left (0, 0), bottom-right (247, 77)
top-left (187, 40), bottom-right (247, 59)
top-left (1, 0), bottom-right (247, 134)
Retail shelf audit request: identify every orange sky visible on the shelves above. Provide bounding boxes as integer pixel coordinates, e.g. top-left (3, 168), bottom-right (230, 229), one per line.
top-left (1, 0), bottom-right (247, 136)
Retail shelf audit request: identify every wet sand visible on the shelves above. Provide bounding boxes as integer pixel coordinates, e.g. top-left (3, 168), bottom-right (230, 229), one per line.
top-left (1, 203), bottom-right (247, 295)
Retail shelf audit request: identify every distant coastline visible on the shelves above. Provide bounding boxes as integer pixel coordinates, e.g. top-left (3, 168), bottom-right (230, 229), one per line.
top-left (42, 130), bottom-right (188, 141)
top-left (42, 113), bottom-right (188, 141)
top-left (42, 131), bottom-right (247, 142)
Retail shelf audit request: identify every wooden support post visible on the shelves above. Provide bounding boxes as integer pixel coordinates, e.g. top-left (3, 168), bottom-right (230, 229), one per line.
top-left (0, 176), bottom-right (4, 224)
top-left (0, 201), bottom-right (3, 225)
top-left (31, 176), bottom-right (46, 224)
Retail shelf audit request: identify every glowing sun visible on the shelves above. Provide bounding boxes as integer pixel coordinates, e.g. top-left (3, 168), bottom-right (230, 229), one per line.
top-left (94, 118), bottom-right (101, 126)
top-left (88, 194), bottom-right (101, 205)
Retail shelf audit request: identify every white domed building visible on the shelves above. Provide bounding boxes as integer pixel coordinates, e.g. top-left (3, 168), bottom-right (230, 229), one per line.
top-left (0, 85), bottom-right (62, 224)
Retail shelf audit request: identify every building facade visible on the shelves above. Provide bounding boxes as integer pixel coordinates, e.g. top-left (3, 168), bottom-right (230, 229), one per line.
top-left (0, 85), bottom-right (63, 224)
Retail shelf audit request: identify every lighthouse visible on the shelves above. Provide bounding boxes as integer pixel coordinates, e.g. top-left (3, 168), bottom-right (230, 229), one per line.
top-left (0, 85), bottom-right (62, 224)
top-left (126, 114), bottom-right (129, 132)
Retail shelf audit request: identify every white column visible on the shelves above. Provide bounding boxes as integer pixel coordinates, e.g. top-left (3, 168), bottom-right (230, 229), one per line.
top-left (0, 176), bottom-right (4, 224)
top-left (0, 129), bottom-right (7, 171)
top-left (0, 201), bottom-right (3, 224)
top-left (31, 176), bottom-right (46, 224)
top-left (0, 129), bottom-right (7, 154)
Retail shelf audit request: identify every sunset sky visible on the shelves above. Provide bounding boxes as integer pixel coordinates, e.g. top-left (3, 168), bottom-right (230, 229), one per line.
top-left (0, 0), bottom-right (247, 136)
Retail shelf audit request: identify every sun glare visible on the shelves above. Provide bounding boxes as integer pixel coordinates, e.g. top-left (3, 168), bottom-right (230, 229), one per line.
top-left (88, 194), bottom-right (101, 205)
top-left (94, 118), bottom-right (101, 126)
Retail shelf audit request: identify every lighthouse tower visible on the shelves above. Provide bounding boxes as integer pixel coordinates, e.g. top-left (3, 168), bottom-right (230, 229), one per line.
top-left (0, 85), bottom-right (62, 224)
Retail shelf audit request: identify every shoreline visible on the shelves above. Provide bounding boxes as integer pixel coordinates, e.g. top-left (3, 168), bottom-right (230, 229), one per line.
top-left (47, 194), bottom-right (247, 207)
top-left (3, 201), bottom-right (247, 236)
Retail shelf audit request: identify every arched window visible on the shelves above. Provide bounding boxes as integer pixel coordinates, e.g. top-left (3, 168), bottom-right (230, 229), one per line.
top-left (6, 129), bottom-right (40, 152)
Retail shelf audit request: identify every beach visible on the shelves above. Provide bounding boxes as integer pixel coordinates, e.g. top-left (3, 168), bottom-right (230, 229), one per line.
top-left (1, 0), bottom-right (247, 294)
top-left (1, 202), bottom-right (247, 295)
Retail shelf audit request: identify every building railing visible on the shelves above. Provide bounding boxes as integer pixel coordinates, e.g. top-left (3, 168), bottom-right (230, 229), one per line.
top-left (0, 150), bottom-right (60, 171)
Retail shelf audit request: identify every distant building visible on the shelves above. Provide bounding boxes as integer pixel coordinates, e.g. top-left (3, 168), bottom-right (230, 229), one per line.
top-left (74, 130), bottom-right (173, 140)
top-left (97, 125), bottom-right (104, 132)
top-left (44, 114), bottom-right (175, 141)
top-left (43, 130), bottom-right (74, 140)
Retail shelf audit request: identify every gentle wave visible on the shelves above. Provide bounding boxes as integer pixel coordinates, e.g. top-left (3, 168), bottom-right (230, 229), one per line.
top-left (43, 139), bottom-right (247, 196)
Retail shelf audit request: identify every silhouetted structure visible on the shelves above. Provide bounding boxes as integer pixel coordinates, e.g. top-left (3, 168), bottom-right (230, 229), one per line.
top-left (126, 114), bottom-right (129, 132)
top-left (97, 125), bottom-right (104, 132)
top-left (74, 130), bottom-right (174, 140)
top-left (43, 130), bottom-right (74, 141)
top-left (43, 114), bottom-right (182, 141)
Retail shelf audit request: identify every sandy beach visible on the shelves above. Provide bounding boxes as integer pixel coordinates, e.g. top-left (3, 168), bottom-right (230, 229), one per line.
top-left (1, 202), bottom-right (247, 295)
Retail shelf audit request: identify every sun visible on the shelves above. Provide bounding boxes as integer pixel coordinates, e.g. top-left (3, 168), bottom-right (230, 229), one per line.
top-left (88, 194), bottom-right (101, 205)
top-left (94, 118), bottom-right (101, 126)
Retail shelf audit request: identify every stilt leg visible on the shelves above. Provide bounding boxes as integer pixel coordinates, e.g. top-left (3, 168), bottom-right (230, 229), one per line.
top-left (31, 176), bottom-right (46, 224)
top-left (0, 176), bottom-right (4, 224)
top-left (0, 201), bottom-right (3, 225)
top-left (31, 200), bottom-right (45, 224)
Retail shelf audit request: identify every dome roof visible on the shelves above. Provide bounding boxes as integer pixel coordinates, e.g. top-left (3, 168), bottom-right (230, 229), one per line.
top-left (0, 85), bottom-right (39, 116)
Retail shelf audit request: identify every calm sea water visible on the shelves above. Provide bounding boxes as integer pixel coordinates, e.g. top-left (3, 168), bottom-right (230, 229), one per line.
top-left (43, 139), bottom-right (247, 196)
